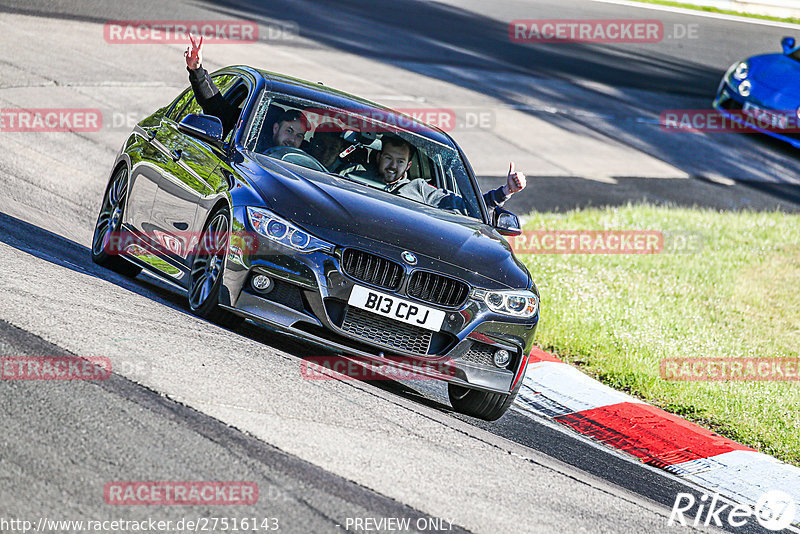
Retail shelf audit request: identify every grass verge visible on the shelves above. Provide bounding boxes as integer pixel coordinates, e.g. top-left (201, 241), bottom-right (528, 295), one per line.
top-left (516, 204), bottom-right (800, 466)
top-left (630, 0), bottom-right (800, 25)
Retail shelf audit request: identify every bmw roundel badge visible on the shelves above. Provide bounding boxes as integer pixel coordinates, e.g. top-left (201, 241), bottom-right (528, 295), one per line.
top-left (401, 251), bottom-right (417, 265)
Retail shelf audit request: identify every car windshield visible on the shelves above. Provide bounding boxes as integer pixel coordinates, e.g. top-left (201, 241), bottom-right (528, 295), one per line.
top-left (243, 93), bottom-right (484, 220)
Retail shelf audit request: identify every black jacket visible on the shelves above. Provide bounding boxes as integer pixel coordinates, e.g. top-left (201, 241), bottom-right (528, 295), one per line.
top-left (188, 66), bottom-right (238, 136)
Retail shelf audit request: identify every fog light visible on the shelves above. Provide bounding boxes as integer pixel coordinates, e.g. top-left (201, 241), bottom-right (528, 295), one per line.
top-left (494, 349), bottom-right (511, 368)
top-left (251, 274), bottom-right (272, 292)
top-left (739, 80), bottom-right (751, 97)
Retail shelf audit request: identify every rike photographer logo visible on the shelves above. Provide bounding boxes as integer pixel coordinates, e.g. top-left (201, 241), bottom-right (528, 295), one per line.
top-left (669, 490), bottom-right (796, 531)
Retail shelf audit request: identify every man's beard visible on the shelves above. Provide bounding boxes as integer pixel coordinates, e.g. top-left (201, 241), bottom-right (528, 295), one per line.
top-left (382, 168), bottom-right (400, 184)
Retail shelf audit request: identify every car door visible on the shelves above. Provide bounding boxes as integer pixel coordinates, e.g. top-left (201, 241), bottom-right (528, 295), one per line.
top-left (189, 77), bottom-right (253, 235)
top-left (147, 74), bottom-right (251, 282)
top-left (124, 88), bottom-right (194, 236)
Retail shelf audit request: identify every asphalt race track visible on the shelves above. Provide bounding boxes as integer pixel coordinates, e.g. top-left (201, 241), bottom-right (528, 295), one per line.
top-left (1, 1), bottom-right (798, 533)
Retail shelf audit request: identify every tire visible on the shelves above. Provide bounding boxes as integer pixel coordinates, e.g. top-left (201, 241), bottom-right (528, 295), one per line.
top-left (448, 378), bottom-right (523, 421)
top-left (91, 166), bottom-right (142, 277)
top-left (188, 207), bottom-right (244, 329)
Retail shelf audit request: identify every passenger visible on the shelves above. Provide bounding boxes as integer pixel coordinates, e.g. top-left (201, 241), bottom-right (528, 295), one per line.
top-left (307, 122), bottom-right (348, 170)
top-left (345, 134), bottom-right (526, 211)
top-left (184, 33), bottom-right (309, 148)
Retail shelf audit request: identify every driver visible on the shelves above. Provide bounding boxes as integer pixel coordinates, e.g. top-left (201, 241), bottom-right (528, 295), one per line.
top-left (346, 134), bottom-right (526, 211)
top-left (184, 33), bottom-right (309, 147)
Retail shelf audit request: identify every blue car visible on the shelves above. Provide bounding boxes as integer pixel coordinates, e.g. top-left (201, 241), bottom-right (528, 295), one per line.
top-left (713, 36), bottom-right (800, 147)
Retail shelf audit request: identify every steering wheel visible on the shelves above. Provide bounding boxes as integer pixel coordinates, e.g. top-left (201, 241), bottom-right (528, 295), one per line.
top-left (261, 146), bottom-right (327, 173)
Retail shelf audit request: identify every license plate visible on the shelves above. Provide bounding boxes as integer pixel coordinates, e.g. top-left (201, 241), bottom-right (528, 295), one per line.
top-left (347, 285), bottom-right (445, 332)
top-left (742, 102), bottom-right (789, 130)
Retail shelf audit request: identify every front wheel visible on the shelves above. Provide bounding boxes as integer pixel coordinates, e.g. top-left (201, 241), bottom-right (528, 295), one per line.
top-left (448, 381), bottom-right (521, 421)
top-left (188, 207), bottom-right (244, 329)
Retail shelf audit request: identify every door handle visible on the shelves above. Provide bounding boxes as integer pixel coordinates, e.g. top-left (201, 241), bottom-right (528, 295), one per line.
top-left (171, 149), bottom-right (182, 162)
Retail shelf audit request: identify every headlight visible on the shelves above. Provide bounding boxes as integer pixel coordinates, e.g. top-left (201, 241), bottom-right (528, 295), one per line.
top-left (733, 61), bottom-right (749, 80)
top-left (471, 288), bottom-right (539, 318)
top-left (246, 207), bottom-right (333, 253)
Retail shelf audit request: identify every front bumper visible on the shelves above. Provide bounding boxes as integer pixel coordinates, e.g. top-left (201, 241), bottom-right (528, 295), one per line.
top-left (219, 207), bottom-right (538, 395)
top-left (713, 78), bottom-right (800, 150)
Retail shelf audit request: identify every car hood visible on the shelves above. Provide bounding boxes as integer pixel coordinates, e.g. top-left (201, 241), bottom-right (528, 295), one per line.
top-left (748, 53), bottom-right (800, 92)
top-left (247, 155), bottom-right (529, 289)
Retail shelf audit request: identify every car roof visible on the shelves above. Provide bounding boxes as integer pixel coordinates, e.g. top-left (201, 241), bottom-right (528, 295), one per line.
top-left (226, 66), bottom-right (455, 147)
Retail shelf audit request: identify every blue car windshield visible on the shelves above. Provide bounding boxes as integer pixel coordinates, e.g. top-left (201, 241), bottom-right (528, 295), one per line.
top-left (244, 93), bottom-right (484, 221)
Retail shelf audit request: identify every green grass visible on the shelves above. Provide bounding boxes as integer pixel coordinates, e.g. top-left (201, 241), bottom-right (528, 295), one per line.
top-left (517, 205), bottom-right (800, 465)
top-left (630, 0), bottom-right (800, 25)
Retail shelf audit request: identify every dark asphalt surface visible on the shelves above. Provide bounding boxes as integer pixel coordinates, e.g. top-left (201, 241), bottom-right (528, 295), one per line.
top-left (0, 318), bottom-right (471, 534)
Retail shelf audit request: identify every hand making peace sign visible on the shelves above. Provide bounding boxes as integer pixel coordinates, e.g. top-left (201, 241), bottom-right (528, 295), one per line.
top-left (184, 33), bottom-right (203, 70)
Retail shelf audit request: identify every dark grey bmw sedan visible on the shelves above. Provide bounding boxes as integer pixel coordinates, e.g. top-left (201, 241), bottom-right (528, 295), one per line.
top-left (92, 66), bottom-right (539, 420)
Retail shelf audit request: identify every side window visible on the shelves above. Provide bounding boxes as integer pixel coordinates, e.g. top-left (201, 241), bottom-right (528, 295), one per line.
top-left (407, 149), bottom-right (438, 186)
top-left (212, 74), bottom-right (238, 96)
top-left (176, 96), bottom-right (203, 123)
top-left (222, 82), bottom-right (251, 143)
top-left (224, 82), bottom-right (249, 110)
top-left (168, 74), bottom-right (240, 124)
top-left (168, 88), bottom-right (194, 122)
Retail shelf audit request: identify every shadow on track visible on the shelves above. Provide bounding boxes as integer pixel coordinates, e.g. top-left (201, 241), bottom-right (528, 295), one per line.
top-left (197, 0), bottom-right (800, 201)
top-left (0, 211), bottom-right (452, 412)
top-left (209, 0), bottom-right (722, 96)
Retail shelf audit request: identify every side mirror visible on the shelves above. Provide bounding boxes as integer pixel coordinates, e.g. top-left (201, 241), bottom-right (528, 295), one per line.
top-left (782, 36), bottom-right (796, 55)
top-left (492, 206), bottom-right (522, 236)
top-left (178, 114), bottom-right (224, 146)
